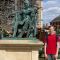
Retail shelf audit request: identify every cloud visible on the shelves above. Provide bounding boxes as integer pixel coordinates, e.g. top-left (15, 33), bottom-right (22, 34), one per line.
top-left (43, 0), bottom-right (60, 24)
top-left (44, 1), bottom-right (56, 5)
top-left (43, 1), bottom-right (57, 9)
top-left (43, 7), bottom-right (60, 13)
top-left (46, 1), bottom-right (56, 4)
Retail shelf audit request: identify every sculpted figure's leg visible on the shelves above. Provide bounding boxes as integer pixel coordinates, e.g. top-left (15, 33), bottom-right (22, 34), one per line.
top-left (18, 30), bottom-right (24, 38)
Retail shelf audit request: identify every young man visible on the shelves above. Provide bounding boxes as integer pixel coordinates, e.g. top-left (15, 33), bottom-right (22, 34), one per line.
top-left (44, 26), bottom-right (59, 60)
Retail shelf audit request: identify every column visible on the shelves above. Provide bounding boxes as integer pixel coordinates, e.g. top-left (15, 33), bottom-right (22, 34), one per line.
top-left (15, 0), bottom-right (18, 11)
top-left (36, 0), bottom-right (43, 28)
top-left (15, 0), bottom-right (18, 21)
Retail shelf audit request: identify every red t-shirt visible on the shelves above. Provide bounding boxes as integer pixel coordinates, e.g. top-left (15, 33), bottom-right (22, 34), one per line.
top-left (44, 34), bottom-right (58, 54)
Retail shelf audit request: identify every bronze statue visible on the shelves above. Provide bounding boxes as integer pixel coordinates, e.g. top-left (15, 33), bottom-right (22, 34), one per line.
top-left (12, 0), bottom-right (38, 38)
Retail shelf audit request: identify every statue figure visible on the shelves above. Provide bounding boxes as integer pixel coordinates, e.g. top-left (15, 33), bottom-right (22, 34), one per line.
top-left (22, 0), bottom-right (37, 37)
top-left (12, 11), bottom-right (24, 37)
top-left (12, 0), bottom-right (38, 38)
top-left (22, 0), bottom-right (33, 37)
top-left (27, 9), bottom-right (37, 37)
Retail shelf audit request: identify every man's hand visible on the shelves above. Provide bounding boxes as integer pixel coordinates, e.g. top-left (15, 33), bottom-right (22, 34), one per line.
top-left (45, 54), bottom-right (48, 59)
top-left (54, 53), bottom-right (58, 58)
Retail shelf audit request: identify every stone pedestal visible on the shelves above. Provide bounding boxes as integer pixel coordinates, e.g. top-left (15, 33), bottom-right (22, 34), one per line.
top-left (0, 40), bottom-right (43, 60)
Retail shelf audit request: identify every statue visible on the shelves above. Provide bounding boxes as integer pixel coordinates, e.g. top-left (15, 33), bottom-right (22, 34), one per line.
top-left (12, 11), bottom-right (25, 37)
top-left (0, 27), bottom-right (3, 39)
top-left (12, 0), bottom-right (38, 38)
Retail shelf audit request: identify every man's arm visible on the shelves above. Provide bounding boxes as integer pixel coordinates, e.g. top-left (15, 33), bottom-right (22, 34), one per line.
top-left (55, 42), bottom-right (59, 58)
top-left (44, 43), bottom-right (48, 58)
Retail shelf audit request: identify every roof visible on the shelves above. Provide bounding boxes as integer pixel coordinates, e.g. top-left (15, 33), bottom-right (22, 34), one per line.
top-left (50, 16), bottom-right (60, 23)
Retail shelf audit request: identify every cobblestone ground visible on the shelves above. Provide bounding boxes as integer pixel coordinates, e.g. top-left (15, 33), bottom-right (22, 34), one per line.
top-left (39, 58), bottom-right (60, 60)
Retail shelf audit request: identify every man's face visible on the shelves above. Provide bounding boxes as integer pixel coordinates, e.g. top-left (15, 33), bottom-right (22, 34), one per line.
top-left (49, 26), bottom-right (54, 32)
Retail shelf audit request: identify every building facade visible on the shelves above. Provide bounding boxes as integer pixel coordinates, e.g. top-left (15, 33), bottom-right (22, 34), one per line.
top-left (50, 16), bottom-right (60, 29)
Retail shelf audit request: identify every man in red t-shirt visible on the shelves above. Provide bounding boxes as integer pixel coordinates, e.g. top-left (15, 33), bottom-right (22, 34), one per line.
top-left (44, 26), bottom-right (59, 60)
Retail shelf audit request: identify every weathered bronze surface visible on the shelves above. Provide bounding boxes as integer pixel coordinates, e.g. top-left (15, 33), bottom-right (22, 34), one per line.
top-left (12, 0), bottom-right (38, 38)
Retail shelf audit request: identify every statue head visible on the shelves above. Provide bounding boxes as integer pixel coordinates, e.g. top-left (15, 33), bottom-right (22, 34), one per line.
top-left (23, 0), bottom-right (31, 8)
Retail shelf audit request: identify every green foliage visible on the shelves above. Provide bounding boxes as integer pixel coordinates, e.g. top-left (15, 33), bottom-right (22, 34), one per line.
top-left (56, 29), bottom-right (60, 35)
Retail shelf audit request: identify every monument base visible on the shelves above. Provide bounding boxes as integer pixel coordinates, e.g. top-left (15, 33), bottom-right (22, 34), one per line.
top-left (0, 40), bottom-right (43, 60)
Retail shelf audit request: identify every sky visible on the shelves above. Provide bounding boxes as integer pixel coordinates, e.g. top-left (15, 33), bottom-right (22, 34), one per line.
top-left (43, 0), bottom-right (60, 25)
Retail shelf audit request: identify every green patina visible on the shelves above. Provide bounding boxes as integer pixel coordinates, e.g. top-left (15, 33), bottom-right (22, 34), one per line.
top-left (0, 0), bottom-right (38, 40)
top-left (12, 0), bottom-right (38, 38)
top-left (1, 38), bottom-right (38, 43)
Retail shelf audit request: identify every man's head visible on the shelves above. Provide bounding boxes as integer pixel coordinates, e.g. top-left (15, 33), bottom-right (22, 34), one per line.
top-left (49, 25), bottom-right (55, 32)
